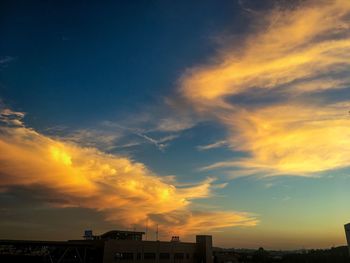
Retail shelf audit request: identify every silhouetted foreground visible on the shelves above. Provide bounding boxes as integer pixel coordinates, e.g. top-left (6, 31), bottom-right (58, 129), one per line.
top-left (1, 244), bottom-right (349, 262)
top-left (213, 246), bottom-right (349, 263)
top-left (0, 230), bottom-right (213, 263)
top-left (0, 239), bottom-right (104, 263)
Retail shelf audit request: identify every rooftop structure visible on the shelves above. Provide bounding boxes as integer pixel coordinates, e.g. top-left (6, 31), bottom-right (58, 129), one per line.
top-left (83, 229), bottom-right (145, 241)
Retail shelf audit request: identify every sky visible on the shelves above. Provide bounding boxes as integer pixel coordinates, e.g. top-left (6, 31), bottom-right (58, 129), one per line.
top-left (0, 0), bottom-right (350, 250)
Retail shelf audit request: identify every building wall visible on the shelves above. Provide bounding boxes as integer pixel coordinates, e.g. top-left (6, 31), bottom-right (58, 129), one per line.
top-left (345, 223), bottom-right (350, 255)
top-left (103, 240), bottom-right (198, 263)
top-left (196, 236), bottom-right (213, 263)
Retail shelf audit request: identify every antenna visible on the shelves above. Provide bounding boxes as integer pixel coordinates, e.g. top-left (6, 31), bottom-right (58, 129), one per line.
top-left (156, 224), bottom-right (159, 241)
top-left (145, 218), bottom-right (148, 241)
top-left (133, 225), bottom-right (136, 240)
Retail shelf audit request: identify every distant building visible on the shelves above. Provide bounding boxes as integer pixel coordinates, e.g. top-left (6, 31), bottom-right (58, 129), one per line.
top-left (212, 248), bottom-right (239, 263)
top-left (345, 223), bottom-right (350, 255)
top-left (0, 230), bottom-right (213, 263)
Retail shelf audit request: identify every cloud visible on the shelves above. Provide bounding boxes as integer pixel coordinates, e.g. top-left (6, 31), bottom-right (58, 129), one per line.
top-left (0, 109), bottom-right (257, 236)
top-left (197, 140), bottom-right (228, 151)
top-left (156, 117), bottom-right (195, 132)
top-left (42, 124), bottom-right (123, 152)
top-left (102, 122), bottom-right (180, 151)
top-left (133, 132), bottom-right (179, 151)
top-left (203, 102), bottom-right (350, 175)
top-left (237, 0), bottom-right (258, 15)
top-left (62, 129), bottom-right (121, 151)
top-left (0, 108), bottom-right (25, 127)
top-left (0, 56), bottom-right (15, 65)
top-left (149, 210), bottom-right (257, 237)
top-left (223, 102), bottom-right (350, 175)
top-left (180, 0), bottom-right (350, 176)
top-left (181, 0), bottom-right (350, 105)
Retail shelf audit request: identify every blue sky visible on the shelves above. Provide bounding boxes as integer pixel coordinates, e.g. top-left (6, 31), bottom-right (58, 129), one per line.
top-left (1, 0), bottom-right (234, 124)
top-left (0, 0), bottom-right (350, 249)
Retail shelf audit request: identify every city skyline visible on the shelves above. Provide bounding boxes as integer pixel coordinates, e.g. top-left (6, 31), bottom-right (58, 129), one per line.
top-left (0, 0), bottom-right (350, 249)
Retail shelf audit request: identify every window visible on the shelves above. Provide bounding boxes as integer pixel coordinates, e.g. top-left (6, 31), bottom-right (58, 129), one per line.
top-left (174, 253), bottom-right (184, 260)
top-left (186, 253), bottom-right (190, 259)
top-left (136, 253), bottom-right (141, 260)
top-left (144, 253), bottom-right (156, 260)
top-left (159, 253), bottom-right (170, 260)
top-left (114, 252), bottom-right (134, 260)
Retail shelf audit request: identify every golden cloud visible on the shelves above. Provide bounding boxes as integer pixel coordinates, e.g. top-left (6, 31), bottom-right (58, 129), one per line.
top-left (211, 102), bottom-right (350, 175)
top-left (150, 210), bottom-right (257, 237)
top-left (180, 0), bottom-right (350, 175)
top-left (0, 112), bottom-right (257, 235)
top-left (181, 0), bottom-right (350, 105)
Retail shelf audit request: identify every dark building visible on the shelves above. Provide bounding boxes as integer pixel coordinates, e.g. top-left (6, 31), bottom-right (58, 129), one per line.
top-left (0, 230), bottom-right (213, 263)
top-left (83, 230), bottom-right (145, 241)
top-left (345, 223), bottom-right (350, 255)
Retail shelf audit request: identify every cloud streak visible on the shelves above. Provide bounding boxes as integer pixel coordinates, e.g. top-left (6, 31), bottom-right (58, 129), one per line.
top-left (197, 140), bottom-right (228, 151)
top-left (0, 56), bottom-right (15, 67)
top-left (180, 0), bottom-right (350, 176)
top-left (102, 122), bottom-right (180, 151)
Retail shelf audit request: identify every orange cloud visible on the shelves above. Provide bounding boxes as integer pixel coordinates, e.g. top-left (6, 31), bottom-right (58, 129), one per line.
top-left (209, 102), bottom-right (350, 175)
top-left (150, 210), bottom-right (257, 237)
top-left (181, 0), bottom-right (350, 106)
top-left (180, 0), bottom-right (350, 175)
top-left (0, 110), bottom-right (257, 236)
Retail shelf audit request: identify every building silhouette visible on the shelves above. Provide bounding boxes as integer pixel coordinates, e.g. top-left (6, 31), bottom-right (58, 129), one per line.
top-left (345, 223), bottom-right (350, 255)
top-left (0, 229), bottom-right (213, 263)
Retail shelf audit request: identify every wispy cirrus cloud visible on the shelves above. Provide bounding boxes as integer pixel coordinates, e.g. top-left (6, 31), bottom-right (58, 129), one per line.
top-left (0, 56), bottom-right (15, 65)
top-left (102, 122), bottom-right (180, 151)
top-left (149, 210), bottom-right (256, 236)
top-left (0, 108), bottom-right (257, 236)
top-left (156, 117), bottom-right (195, 132)
top-left (197, 140), bottom-right (228, 151)
top-left (180, 0), bottom-right (350, 176)
top-left (202, 102), bottom-right (350, 175)
top-left (0, 108), bottom-right (25, 127)
top-left (63, 129), bottom-right (121, 151)
top-left (132, 132), bottom-right (179, 151)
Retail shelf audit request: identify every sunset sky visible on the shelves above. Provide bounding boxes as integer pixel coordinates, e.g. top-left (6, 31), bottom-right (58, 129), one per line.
top-left (0, 0), bottom-right (350, 249)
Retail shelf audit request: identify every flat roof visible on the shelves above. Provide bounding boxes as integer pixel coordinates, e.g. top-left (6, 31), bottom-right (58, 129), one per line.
top-left (101, 230), bottom-right (145, 236)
